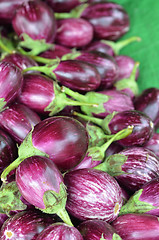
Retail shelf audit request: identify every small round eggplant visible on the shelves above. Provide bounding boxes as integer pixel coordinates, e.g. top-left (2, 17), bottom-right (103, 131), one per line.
top-left (81, 2), bottom-right (130, 40)
top-left (12, 0), bottom-right (57, 43)
top-left (36, 222), bottom-right (83, 240)
top-left (144, 133), bottom-right (159, 158)
top-left (0, 61), bottom-right (23, 112)
top-left (64, 168), bottom-right (123, 222)
top-left (55, 18), bottom-right (94, 48)
top-left (134, 88), bottom-right (159, 129)
top-left (112, 213), bottom-right (159, 240)
top-left (78, 219), bottom-right (121, 240)
top-left (0, 102), bottom-right (41, 144)
top-left (0, 210), bottom-right (56, 239)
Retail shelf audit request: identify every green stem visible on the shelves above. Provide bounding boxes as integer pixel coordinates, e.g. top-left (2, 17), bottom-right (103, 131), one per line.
top-left (73, 111), bottom-right (103, 126)
top-left (0, 40), bottom-right (13, 54)
top-left (101, 36), bottom-right (141, 55)
top-left (57, 209), bottom-right (73, 226)
top-left (31, 55), bottom-right (58, 64)
top-left (61, 86), bottom-right (88, 103)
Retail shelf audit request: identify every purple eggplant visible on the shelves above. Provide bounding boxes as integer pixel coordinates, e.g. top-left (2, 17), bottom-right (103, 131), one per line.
top-left (81, 2), bottom-right (130, 40)
top-left (40, 44), bottom-right (71, 60)
top-left (0, 210), bottom-right (56, 239)
top-left (119, 177), bottom-right (159, 216)
top-left (0, 0), bottom-right (31, 23)
top-left (0, 213), bottom-right (8, 229)
top-left (0, 61), bottom-right (23, 112)
top-left (0, 129), bottom-right (17, 174)
top-left (2, 53), bottom-right (38, 71)
top-left (97, 147), bottom-right (159, 193)
top-left (36, 222), bottom-right (83, 240)
top-left (55, 18), bottom-right (93, 48)
top-left (16, 156), bottom-right (73, 225)
top-left (0, 102), bottom-right (41, 144)
top-left (12, 0), bottom-right (57, 43)
top-left (144, 133), bottom-right (159, 157)
top-left (105, 142), bottom-right (123, 157)
top-left (111, 213), bottom-right (159, 240)
top-left (64, 168), bottom-right (123, 222)
top-left (134, 88), bottom-right (159, 129)
top-left (1, 116), bottom-right (88, 180)
top-left (45, 0), bottom-right (81, 13)
top-left (78, 219), bottom-right (122, 240)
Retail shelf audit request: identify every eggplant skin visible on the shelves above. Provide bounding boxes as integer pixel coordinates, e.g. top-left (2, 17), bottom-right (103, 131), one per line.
top-left (111, 213), bottom-right (159, 240)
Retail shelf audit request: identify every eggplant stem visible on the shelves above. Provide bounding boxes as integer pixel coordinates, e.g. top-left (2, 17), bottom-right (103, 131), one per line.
top-left (57, 209), bottom-right (74, 226)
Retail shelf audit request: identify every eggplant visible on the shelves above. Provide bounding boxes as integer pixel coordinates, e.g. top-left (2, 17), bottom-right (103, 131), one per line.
top-left (0, 213), bottom-right (8, 229)
top-left (78, 219), bottom-right (122, 240)
top-left (0, 102), bottom-right (41, 144)
top-left (16, 156), bottom-right (72, 225)
top-left (64, 168), bottom-right (123, 222)
top-left (111, 213), bottom-right (159, 240)
top-left (36, 222), bottom-right (83, 240)
top-left (0, 210), bottom-right (56, 239)
top-left (12, 0), bottom-right (57, 43)
top-left (144, 133), bottom-right (159, 157)
top-left (40, 44), bottom-right (71, 60)
top-left (0, 61), bottom-right (23, 112)
top-left (45, 0), bottom-right (81, 13)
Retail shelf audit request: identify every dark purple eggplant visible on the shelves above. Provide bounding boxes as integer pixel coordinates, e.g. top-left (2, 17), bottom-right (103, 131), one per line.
top-left (12, 0), bottom-right (57, 43)
top-left (0, 213), bottom-right (8, 229)
top-left (45, 0), bottom-right (81, 13)
top-left (2, 52), bottom-right (38, 71)
top-left (64, 168), bottom-right (123, 222)
top-left (40, 44), bottom-right (71, 60)
top-left (0, 210), bottom-right (56, 239)
top-left (16, 156), bottom-right (72, 225)
top-left (0, 102), bottom-right (41, 144)
top-left (144, 133), bottom-right (159, 157)
top-left (134, 88), bottom-right (159, 129)
top-left (111, 213), bottom-right (159, 240)
top-left (1, 116), bottom-right (88, 180)
top-left (55, 18), bottom-right (93, 47)
top-left (105, 142), bottom-right (123, 158)
top-left (0, 61), bottom-right (23, 112)
top-left (0, 129), bottom-right (17, 174)
top-left (78, 219), bottom-right (121, 240)
top-left (119, 177), bottom-right (159, 216)
top-left (81, 2), bottom-right (130, 40)
top-left (36, 222), bottom-right (83, 240)
top-left (96, 147), bottom-right (159, 193)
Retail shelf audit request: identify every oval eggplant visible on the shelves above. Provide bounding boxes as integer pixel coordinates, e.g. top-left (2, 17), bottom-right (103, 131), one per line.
top-left (144, 133), bottom-right (159, 158)
top-left (64, 168), bottom-right (123, 222)
top-left (45, 0), bottom-right (81, 13)
top-left (36, 222), bottom-right (83, 240)
top-left (40, 44), bottom-right (71, 60)
top-left (111, 213), bottom-right (159, 240)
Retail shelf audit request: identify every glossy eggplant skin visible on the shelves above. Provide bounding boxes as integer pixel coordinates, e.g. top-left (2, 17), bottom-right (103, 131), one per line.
top-left (134, 88), bottom-right (159, 129)
top-left (55, 18), bottom-right (94, 48)
top-left (64, 168), bottom-right (122, 222)
top-left (84, 41), bottom-right (115, 57)
top-left (0, 210), bottom-right (56, 240)
top-left (40, 44), bottom-right (71, 60)
top-left (0, 129), bottom-right (17, 174)
top-left (81, 2), bottom-right (130, 40)
top-left (144, 133), bottom-right (159, 158)
top-left (32, 116), bottom-right (88, 171)
top-left (12, 0), bottom-right (57, 43)
top-left (0, 103), bottom-right (41, 144)
top-left (78, 219), bottom-right (118, 240)
top-left (114, 147), bottom-right (159, 192)
top-left (0, 61), bottom-right (23, 110)
top-left (107, 110), bottom-right (154, 147)
top-left (111, 213), bottom-right (159, 240)
top-left (54, 60), bottom-right (101, 92)
top-left (36, 223), bottom-right (83, 240)
top-left (45, 0), bottom-right (80, 13)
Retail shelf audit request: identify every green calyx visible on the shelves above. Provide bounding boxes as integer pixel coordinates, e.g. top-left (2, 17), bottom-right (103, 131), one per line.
top-left (114, 62), bottom-right (140, 96)
top-left (101, 112), bottom-right (118, 134)
top-left (119, 189), bottom-right (157, 216)
top-left (0, 98), bottom-right (7, 112)
top-left (0, 33), bottom-right (15, 54)
top-left (101, 36), bottom-right (141, 55)
top-left (0, 181), bottom-right (27, 215)
top-left (40, 182), bottom-right (73, 226)
top-left (100, 233), bottom-right (122, 240)
top-left (86, 123), bottom-right (106, 148)
top-left (1, 129), bottom-right (49, 183)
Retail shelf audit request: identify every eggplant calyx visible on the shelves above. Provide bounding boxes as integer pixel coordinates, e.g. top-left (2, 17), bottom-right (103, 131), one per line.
top-left (0, 98), bottom-right (7, 112)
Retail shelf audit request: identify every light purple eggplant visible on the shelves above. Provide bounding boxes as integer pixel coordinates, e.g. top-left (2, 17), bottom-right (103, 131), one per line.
top-left (144, 133), bottom-right (159, 157)
top-left (1, 116), bottom-right (88, 181)
top-left (78, 219), bottom-right (122, 240)
top-left (16, 156), bottom-right (73, 225)
top-left (0, 210), bottom-right (56, 239)
top-left (36, 222), bottom-right (83, 240)
top-left (134, 88), bottom-right (159, 129)
top-left (64, 168), bottom-right (123, 222)
top-left (12, 0), bottom-right (57, 43)
top-left (111, 213), bottom-right (159, 240)
top-left (0, 129), bottom-right (17, 174)
top-left (0, 102), bottom-right (41, 144)
top-left (0, 61), bottom-right (23, 112)
top-left (55, 18), bottom-right (94, 47)
top-left (119, 177), bottom-right (159, 216)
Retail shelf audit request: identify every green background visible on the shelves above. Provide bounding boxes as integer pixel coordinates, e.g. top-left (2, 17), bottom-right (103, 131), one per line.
top-left (113, 0), bottom-right (159, 92)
